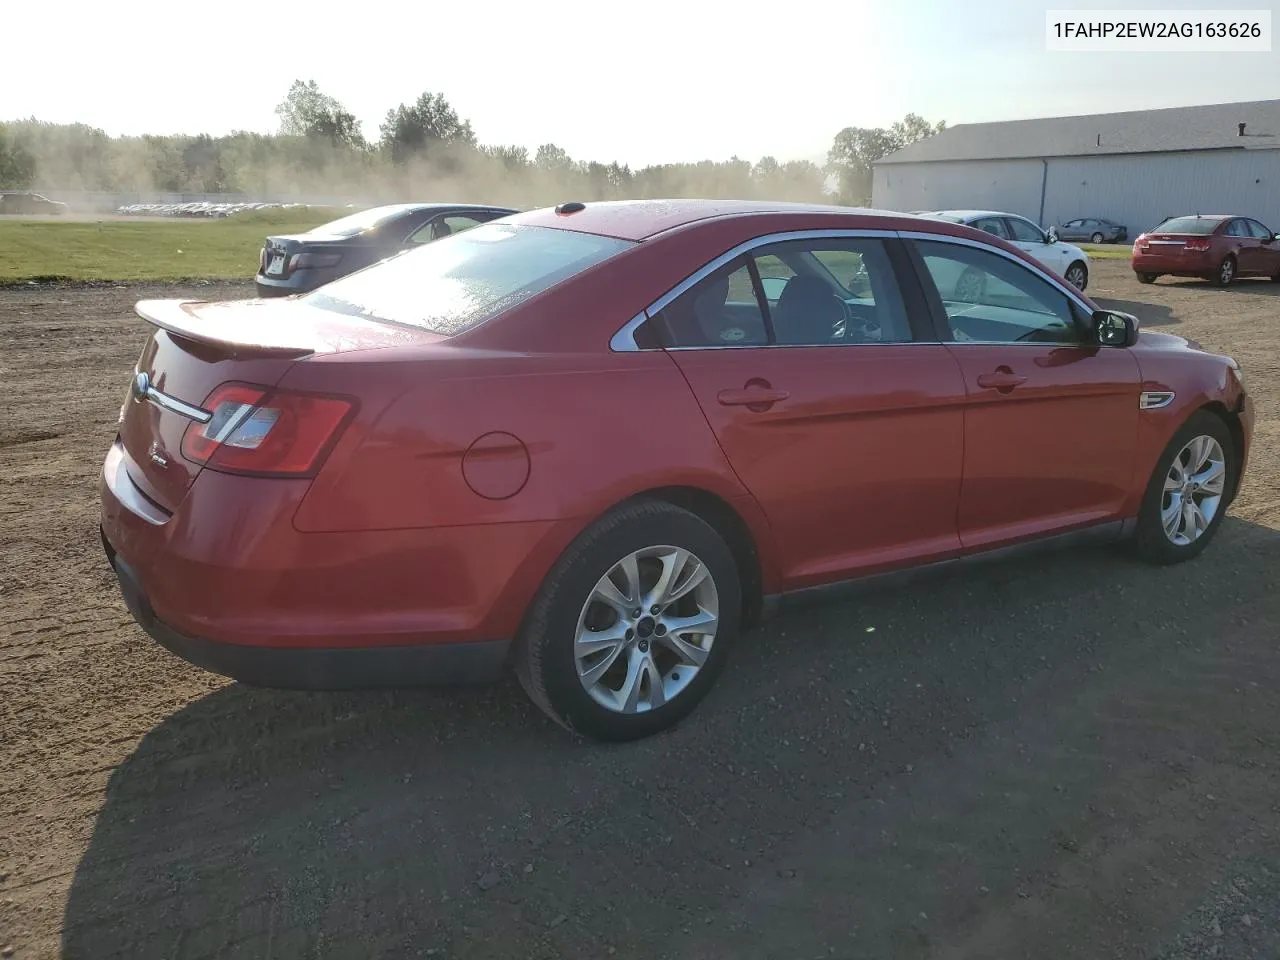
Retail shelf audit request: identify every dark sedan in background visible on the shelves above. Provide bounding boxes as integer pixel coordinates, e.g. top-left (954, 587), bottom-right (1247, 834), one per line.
top-left (1056, 217), bottom-right (1128, 243)
top-left (0, 191), bottom-right (69, 216)
top-left (255, 202), bottom-right (518, 296)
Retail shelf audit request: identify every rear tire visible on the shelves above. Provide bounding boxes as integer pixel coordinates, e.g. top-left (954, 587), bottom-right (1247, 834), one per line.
top-left (1132, 411), bottom-right (1236, 565)
top-left (1136, 272), bottom-right (1158, 284)
top-left (1214, 255), bottom-right (1236, 287)
top-left (515, 500), bottom-right (742, 742)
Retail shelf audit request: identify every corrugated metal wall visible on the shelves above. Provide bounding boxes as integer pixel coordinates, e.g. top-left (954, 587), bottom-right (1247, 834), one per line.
top-left (872, 160), bottom-right (1046, 219)
top-left (873, 149), bottom-right (1280, 235)
top-left (1042, 151), bottom-right (1280, 235)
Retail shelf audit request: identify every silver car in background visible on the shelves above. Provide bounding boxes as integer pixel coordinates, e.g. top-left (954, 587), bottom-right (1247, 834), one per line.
top-left (1056, 217), bottom-right (1128, 244)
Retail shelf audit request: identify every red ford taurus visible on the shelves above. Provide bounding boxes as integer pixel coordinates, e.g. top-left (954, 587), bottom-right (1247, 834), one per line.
top-left (101, 199), bottom-right (1254, 741)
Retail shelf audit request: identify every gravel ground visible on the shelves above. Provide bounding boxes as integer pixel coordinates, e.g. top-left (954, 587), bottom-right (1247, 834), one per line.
top-left (1, 264), bottom-right (1277, 959)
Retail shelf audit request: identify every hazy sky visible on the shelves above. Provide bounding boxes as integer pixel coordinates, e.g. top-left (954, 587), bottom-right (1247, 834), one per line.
top-left (3, 0), bottom-right (1277, 167)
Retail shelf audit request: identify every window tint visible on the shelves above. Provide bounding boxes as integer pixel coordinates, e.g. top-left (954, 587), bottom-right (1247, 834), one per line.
top-left (304, 223), bottom-right (634, 335)
top-left (649, 238), bottom-right (909, 348)
top-left (1005, 217), bottom-right (1045, 243)
top-left (915, 240), bottom-right (1081, 345)
top-left (1247, 219), bottom-right (1273, 239)
top-left (1157, 216), bottom-right (1222, 235)
top-left (972, 217), bottom-right (1009, 239)
top-left (1064, 219), bottom-right (1082, 228)
top-left (1225, 219), bottom-right (1249, 237)
top-left (650, 258), bottom-right (769, 347)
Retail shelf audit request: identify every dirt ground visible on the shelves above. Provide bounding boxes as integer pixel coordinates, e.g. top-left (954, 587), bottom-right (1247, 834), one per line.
top-left (1, 263), bottom-right (1278, 960)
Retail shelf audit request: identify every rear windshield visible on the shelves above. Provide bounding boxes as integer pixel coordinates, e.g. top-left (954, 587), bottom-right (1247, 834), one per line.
top-left (303, 223), bottom-right (635, 335)
top-left (309, 205), bottom-right (420, 238)
top-left (1155, 216), bottom-right (1223, 235)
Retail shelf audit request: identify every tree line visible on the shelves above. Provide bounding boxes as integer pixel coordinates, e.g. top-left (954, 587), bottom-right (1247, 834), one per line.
top-left (0, 80), bottom-right (944, 208)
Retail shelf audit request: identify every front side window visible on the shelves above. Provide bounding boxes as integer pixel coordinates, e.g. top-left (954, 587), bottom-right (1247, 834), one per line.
top-left (304, 223), bottom-right (634, 335)
top-left (646, 237), bottom-right (911, 348)
top-left (1247, 219), bottom-right (1273, 240)
top-left (914, 239), bottom-right (1082, 345)
top-left (1005, 217), bottom-right (1045, 243)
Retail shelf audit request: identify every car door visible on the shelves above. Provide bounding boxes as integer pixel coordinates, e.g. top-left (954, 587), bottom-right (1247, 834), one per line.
top-left (645, 233), bottom-right (968, 589)
top-left (1003, 215), bottom-right (1065, 274)
top-left (1246, 219), bottom-right (1280, 276)
top-left (907, 236), bottom-right (1141, 552)
top-left (1223, 218), bottom-right (1259, 274)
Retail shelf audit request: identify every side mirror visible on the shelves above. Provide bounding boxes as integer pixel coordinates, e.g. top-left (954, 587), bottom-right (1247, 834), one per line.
top-left (1092, 310), bottom-right (1138, 347)
top-left (759, 276), bottom-right (789, 302)
top-left (1045, 226), bottom-right (1059, 244)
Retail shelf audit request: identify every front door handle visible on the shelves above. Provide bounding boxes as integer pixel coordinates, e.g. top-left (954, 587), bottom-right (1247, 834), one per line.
top-left (976, 367), bottom-right (1028, 392)
top-left (717, 380), bottom-right (790, 410)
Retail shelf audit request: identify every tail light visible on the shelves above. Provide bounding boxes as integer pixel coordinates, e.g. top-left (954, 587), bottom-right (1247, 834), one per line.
top-left (291, 252), bottom-right (343, 270)
top-left (260, 247), bottom-right (269, 270)
top-left (1185, 238), bottom-right (1212, 252)
top-left (181, 382), bottom-right (355, 477)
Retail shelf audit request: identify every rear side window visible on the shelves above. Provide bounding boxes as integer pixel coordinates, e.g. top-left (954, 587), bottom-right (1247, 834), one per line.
top-left (1157, 216), bottom-right (1222, 235)
top-left (304, 223), bottom-right (634, 335)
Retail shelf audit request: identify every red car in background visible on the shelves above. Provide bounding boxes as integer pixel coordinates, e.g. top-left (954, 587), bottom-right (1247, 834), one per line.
top-left (1132, 214), bottom-right (1280, 286)
top-left (100, 200), bottom-right (1254, 742)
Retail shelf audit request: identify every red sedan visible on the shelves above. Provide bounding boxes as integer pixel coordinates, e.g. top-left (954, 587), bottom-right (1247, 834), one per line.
top-left (1132, 214), bottom-right (1280, 286)
top-left (101, 200), bottom-right (1255, 741)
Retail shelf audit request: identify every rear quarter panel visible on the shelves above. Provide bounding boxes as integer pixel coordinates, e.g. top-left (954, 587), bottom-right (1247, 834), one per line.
top-left (282, 345), bottom-right (777, 580)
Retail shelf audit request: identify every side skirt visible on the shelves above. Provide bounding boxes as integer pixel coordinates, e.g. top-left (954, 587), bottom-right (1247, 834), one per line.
top-left (759, 518), bottom-right (1134, 620)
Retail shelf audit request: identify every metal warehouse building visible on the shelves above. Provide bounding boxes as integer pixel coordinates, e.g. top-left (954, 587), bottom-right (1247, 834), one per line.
top-left (872, 99), bottom-right (1280, 237)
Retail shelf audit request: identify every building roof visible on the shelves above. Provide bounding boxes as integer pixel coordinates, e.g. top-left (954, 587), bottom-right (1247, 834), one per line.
top-left (877, 98), bottom-right (1280, 165)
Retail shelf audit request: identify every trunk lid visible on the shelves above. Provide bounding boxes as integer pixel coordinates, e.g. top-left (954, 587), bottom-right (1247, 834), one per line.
top-left (259, 233), bottom-right (369, 280)
top-left (117, 297), bottom-right (440, 511)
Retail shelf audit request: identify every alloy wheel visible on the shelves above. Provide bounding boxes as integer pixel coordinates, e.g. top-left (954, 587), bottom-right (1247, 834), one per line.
top-left (1065, 263), bottom-right (1087, 289)
top-left (1161, 434), bottom-right (1227, 546)
top-left (574, 546), bottom-right (719, 714)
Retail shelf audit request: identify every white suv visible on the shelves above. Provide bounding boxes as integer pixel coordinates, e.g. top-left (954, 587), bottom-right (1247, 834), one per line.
top-left (920, 210), bottom-right (1091, 291)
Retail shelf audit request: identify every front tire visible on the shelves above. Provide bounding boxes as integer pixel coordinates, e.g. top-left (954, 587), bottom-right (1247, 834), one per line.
top-left (1090, 232), bottom-right (1104, 244)
top-left (515, 500), bottom-right (742, 742)
top-left (1133, 411), bottom-right (1236, 565)
top-left (1064, 261), bottom-right (1088, 290)
top-left (1136, 272), bottom-right (1159, 284)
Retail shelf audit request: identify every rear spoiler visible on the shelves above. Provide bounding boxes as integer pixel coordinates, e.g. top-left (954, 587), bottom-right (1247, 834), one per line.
top-left (134, 299), bottom-right (318, 359)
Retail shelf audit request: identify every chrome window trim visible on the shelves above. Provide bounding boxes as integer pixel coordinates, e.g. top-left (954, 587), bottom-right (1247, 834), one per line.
top-left (608, 227), bottom-right (1097, 352)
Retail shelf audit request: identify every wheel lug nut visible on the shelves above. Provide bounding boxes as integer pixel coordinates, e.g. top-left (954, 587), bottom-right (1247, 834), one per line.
top-left (638, 639), bottom-right (649, 652)
top-left (650, 605), bottom-right (660, 615)
top-left (632, 608), bottom-right (642, 618)
top-left (655, 623), bottom-right (667, 636)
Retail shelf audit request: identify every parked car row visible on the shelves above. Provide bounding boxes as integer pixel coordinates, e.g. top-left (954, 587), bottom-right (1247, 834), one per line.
top-left (101, 197), bottom-right (1253, 741)
top-left (1131, 213), bottom-right (1280, 286)
top-left (115, 200), bottom-right (338, 219)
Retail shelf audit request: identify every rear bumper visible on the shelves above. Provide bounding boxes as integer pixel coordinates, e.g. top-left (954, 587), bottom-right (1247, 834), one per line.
top-left (254, 266), bottom-right (348, 297)
top-left (103, 530), bottom-right (511, 688)
top-left (1131, 252), bottom-right (1214, 276)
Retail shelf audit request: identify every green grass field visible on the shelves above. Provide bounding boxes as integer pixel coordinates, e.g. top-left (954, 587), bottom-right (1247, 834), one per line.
top-left (0, 212), bottom-right (1134, 285)
top-left (0, 208), bottom-right (341, 284)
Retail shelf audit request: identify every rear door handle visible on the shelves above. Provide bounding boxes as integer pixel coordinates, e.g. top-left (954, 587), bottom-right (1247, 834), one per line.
top-left (717, 387), bottom-right (790, 408)
top-left (976, 369), bottom-right (1028, 391)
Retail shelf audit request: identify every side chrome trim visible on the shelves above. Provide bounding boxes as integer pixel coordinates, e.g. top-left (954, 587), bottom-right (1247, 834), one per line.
top-left (131, 371), bottom-right (213, 424)
top-left (1140, 390), bottom-right (1176, 410)
top-left (103, 442), bottom-right (171, 526)
top-left (894, 230), bottom-right (1097, 316)
top-left (608, 227), bottom-right (1097, 353)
